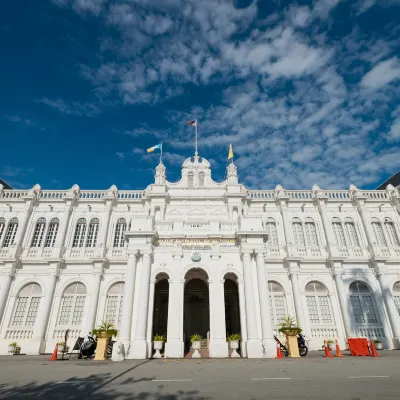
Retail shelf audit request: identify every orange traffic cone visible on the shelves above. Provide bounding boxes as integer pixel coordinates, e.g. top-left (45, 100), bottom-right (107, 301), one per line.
top-left (275, 342), bottom-right (285, 359)
top-left (323, 340), bottom-right (333, 358)
top-left (335, 340), bottom-right (343, 357)
top-left (369, 340), bottom-right (379, 357)
top-left (50, 343), bottom-right (58, 361)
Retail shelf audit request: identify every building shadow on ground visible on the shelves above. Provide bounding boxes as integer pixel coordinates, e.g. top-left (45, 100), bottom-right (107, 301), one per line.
top-left (0, 361), bottom-right (208, 400)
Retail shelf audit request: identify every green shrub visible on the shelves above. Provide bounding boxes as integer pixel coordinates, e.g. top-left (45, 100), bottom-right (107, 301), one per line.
top-left (227, 333), bottom-right (241, 342)
top-left (190, 334), bottom-right (202, 343)
top-left (153, 334), bottom-right (165, 342)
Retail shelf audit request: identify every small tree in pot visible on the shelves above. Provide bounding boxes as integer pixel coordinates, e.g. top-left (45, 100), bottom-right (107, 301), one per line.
top-left (92, 320), bottom-right (118, 361)
top-left (227, 333), bottom-right (241, 358)
top-left (153, 334), bottom-right (165, 358)
top-left (278, 315), bottom-right (302, 358)
top-left (190, 334), bottom-right (202, 358)
top-left (8, 342), bottom-right (20, 355)
top-left (373, 339), bottom-right (383, 350)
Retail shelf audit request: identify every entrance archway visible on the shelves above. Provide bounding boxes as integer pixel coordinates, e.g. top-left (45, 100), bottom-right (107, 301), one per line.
top-left (183, 269), bottom-right (209, 354)
top-left (152, 274), bottom-right (169, 341)
top-left (224, 275), bottom-right (241, 337)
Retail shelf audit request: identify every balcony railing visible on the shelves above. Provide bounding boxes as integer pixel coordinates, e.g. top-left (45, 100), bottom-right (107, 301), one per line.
top-left (219, 221), bottom-right (238, 231)
top-left (184, 221), bottom-right (210, 231)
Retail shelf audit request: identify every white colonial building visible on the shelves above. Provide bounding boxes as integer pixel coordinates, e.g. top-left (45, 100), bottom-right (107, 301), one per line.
top-left (1, 155), bottom-right (400, 358)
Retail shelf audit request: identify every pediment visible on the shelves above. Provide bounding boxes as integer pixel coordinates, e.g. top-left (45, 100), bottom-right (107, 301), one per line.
top-left (188, 209), bottom-right (205, 216)
top-left (210, 209), bottom-right (226, 216)
top-left (168, 209), bottom-right (182, 216)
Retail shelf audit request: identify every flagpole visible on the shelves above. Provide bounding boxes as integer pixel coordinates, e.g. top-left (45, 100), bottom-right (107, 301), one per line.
top-left (160, 142), bottom-right (163, 164)
top-left (195, 120), bottom-right (198, 156)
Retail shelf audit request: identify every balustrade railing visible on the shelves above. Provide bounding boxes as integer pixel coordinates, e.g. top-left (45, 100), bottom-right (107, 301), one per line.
top-left (0, 190), bottom-right (29, 199)
top-left (184, 221), bottom-right (210, 230)
top-left (5, 329), bottom-right (33, 340)
top-left (117, 191), bottom-right (145, 199)
top-left (39, 191), bottom-right (67, 199)
top-left (285, 191), bottom-right (313, 199)
top-left (326, 191), bottom-right (350, 199)
top-left (310, 327), bottom-right (338, 339)
top-left (357, 327), bottom-right (385, 338)
top-left (219, 221), bottom-right (238, 231)
top-left (247, 191), bottom-right (274, 199)
top-left (155, 221), bottom-right (174, 232)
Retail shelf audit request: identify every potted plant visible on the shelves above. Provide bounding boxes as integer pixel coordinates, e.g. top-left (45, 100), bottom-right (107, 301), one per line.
top-left (92, 320), bottom-right (118, 361)
top-left (278, 315), bottom-right (302, 358)
top-left (227, 333), bottom-right (241, 358)
top-left (8, 342), bottom-right (18, 355)
top-left (190, 334), bottom-right (202, 358)
top-left (327, 340), bottom-right (335, 351)
top-left (373, 339), bottom-right (383, 350)
top-left (153, 334), bottom-right (165, 358)
top-left (57, 341), bottom-right (66, 353)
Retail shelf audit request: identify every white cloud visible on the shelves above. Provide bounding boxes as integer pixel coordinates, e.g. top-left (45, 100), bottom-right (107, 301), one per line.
top-left (51, 0), bottom-right (107, 16)
top-left (116, 152), bottom-right (125, 160)
top-left (388, 117), bottom-right (400, 141)
top-left (37, 97), bottom-right (101, 117)
top-left (360, 57), bottom-right (400, 89)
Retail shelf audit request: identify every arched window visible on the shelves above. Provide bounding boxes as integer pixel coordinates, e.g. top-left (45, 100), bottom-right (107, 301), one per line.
top-left (349, 281), bottom-right (378, 324)
top-left (31, 217), bottom-right (46, 248)
top-left (371, 218), bottom-right (387, 246)
top-left (199, 171), bottom-right (205, 188)
top-left (0, 217), bottom-right (5, 244)
top-left (104, 282), bottom-right (124, 327)
top-left (292, 218), bottom-right (305, 246)
top-left (265, 218), bottom-right (278, 247)
top-left (2, 217), bottom-right (18, 248)
top-left (393, 282), bottom-right (400, 315)
top-left (304, 218), bottom-right (318, 246)
top-left (344, 218), bottom-right (360, 247)
top-left (45, 218), bottom-right (59, 248)
top-left (305, 281), bottom-right (333, 324)
top-left (113, 218), bottom-right (126, 248)
top-left (86, 218), bottom-right (99, 247)
top-left (72, 218), bottom-right (86, 248)
top-left (57, 282), bottom-right (87, 327)
top-left (384, 219), bottom-right (400, 247)
top-left (332, 217), bottom-right (346, 247)
top-left (268, 281), bottom-right (286, 325)
top-left (11, 283), bottom-right (42, 327)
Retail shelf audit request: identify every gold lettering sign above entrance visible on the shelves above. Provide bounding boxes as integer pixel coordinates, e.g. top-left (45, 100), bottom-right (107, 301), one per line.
top-left (157, 237), bottom-right (236, 249)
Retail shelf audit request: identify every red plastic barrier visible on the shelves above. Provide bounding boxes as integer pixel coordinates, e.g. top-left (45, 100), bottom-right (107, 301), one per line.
top-left (348, 338), bottom-right (370, 356)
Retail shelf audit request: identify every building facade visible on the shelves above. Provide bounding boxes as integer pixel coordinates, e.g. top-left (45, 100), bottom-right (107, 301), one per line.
top-left (1, 156), bottom-right (400, 358)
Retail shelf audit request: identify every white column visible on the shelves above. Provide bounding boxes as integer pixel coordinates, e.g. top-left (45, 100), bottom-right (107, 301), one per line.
top-left (237, 279), bottom-right (248, 357)
top-left (84, 266), bottom-right (103, 334)
top-left (146, 279), bottom-right (156, 358)
top-left (0, 266), bottom-right (15, 323)
top-left (332, 268), bottom-right (354, 337)
top-left (31, 267), bottom-right (59, 354)
top-left (242, 252), bottom-right (263, 357)
top-left (119, 253), bottom-right (138, 343)
top-left (99, 202), bottom-right (113, 248)
top-left (209, 279), bottom-right (228, 357)
top-left (289, 271), bottom-right (306, 331)
top-left (55, 202), bottom-right (74, 249)
top-left (376, 272), bottom-right (400, 346)
top-left (165, 279), bottom-right (183, 357)
top-left (255, 253), bottom-right (275, 356)
top-left (129, 252), bottom-right (152, 359)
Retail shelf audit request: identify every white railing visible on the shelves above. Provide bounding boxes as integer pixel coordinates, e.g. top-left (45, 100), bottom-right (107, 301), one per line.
top-left (184, 221), bottom-right (210, 230)
top-left (79, 191), bottom-right (106, 199)
top-left (364, 191), bottom-right (388, 199)
top-left (0, 190), bottom-right (29, 199)
top-left (155, 221), bottom-right (174, 232)
top-left (326, 191), bottom-right (350, 199)
top-left (265, 247), bottom-right (280, 257)
top-left (39, 191), bottom-right (67, 199)
top-left (111, 249), bottom-right (125, 258)
top-left (247, 191), bottom-right (275, 199)
top-left (219, 221), bottom-right (238, 231)
top-left (357, 327), bottom-right (385, 338)
top-left (285, 191), bottom-right (313, 199)
top-left (310, 327), bottom-right (338, 339)
top-left (5, 329), bottom-right (33, 340)
top-left (117, 191), bottom-right (145, 199)
top-left (53, 328), bottom-right (82, 341)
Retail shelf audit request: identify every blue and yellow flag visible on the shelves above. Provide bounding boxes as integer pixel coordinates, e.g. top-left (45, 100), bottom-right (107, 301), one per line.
top-left (228, 143), bottom-right (234, 160)
top-left (147, 143), bottom-right (162, 153)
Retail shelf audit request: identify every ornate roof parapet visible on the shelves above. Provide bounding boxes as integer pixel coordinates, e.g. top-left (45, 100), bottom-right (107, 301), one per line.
top-left (155, 161), bottom-right (166, 185)
top-left (226, 162), bottom-right (238, 185)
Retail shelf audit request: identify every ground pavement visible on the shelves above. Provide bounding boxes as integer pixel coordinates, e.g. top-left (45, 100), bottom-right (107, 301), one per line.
top-left (0, 351), bottom-right (399, 399)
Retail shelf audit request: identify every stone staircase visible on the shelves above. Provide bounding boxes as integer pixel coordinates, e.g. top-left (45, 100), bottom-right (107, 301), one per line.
top-left (185, 339), bottom-right (209, 358)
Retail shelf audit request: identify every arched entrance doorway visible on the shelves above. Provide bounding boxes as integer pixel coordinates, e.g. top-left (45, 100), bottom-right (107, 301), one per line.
top-left (183, 269), bottom-right (209, 354)
top-left (152, 274), bottom-right (169, 355)
top-left (224, 273), bottom-right (241, 355)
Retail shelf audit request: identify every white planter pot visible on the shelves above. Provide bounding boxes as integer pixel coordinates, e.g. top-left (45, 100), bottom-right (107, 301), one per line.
top-left (375, 342), bottom-right (383, 350)
top-left (8, 346), bottom-right (15, 354)
top-left (192, 341), bottom-right (201, 358)
top-left (153, 341), bottom-right (163, 358)
top-left (328, 344), bottom-right (335, 352)
top-left (58, 345), bottom-right (65, 353)
top-left (229, 340), bottom-right (240, 358)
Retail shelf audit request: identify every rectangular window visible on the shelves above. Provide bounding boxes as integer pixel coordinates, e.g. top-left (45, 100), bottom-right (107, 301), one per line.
top-left (11, 297), bottom-right (28, 326)
top-left (306, 296), bottom-right (320, 324)
top-left (318, 296), bottom-right (333, 324)
top-left (105, 296), bottom-right (118, 324)
top-left (265, 223), bottom-right (278, 247)
top-left (45, 223), bottom-right (58, 248)
top-left (344, 223), bottom-right (360, 247)
top-left (3, 223), bottom-right (18, 247)
top-left (332, 223), bottom-right (346, 247)
top-left (273, 295), bottom-right (286, 324)
top-left (58, 296), bottom-right (73, 325)
top-left (304, 223), bottom-right (318, 246)
top-left (394, 296), bottom-right (400, 315)
top-left (372, 222), bottom-right (387, 247)
top-left (293, 222), bottom-right (305, 246)
top-left (25, 297), bottom-right (41, 326)
top-left (350, 296), bottom-right (365, 324)
top-left (362, 296), bottom-right (378, 324)
top-left (71, 296), bottom-right (86, 325)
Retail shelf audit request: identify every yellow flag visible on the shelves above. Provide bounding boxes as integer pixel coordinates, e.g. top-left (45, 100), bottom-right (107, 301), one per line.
top-left (228, 143), bottom-right (234, 160)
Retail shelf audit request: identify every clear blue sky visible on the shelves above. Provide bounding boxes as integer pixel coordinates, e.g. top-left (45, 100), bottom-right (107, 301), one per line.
top-left (1, 0), bottom-right (399, 190)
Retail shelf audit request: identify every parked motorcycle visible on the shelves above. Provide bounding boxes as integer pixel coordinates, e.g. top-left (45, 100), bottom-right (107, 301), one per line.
top-left (77, 334), bottom-right (115, 359)
top-left (274, 334), bottom-right (308, 357)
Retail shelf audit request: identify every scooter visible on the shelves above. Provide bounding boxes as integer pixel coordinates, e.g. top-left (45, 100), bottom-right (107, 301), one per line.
top-left (274, 334), bottom-right (308, 357)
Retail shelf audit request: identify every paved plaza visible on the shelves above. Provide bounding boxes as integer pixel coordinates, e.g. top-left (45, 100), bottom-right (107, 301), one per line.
top-left (0, 351), bottom-right (399, 399)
